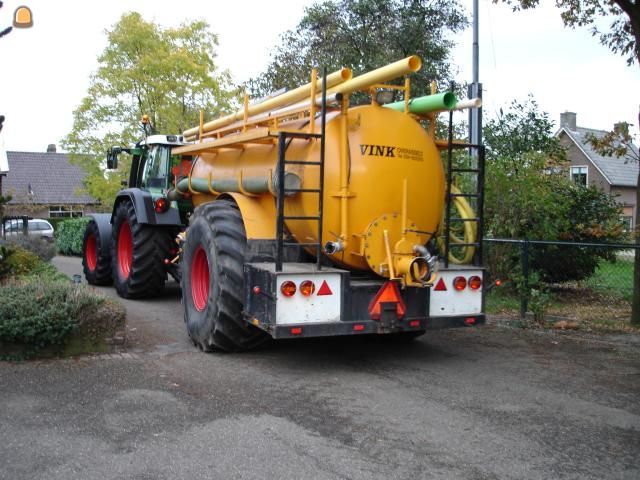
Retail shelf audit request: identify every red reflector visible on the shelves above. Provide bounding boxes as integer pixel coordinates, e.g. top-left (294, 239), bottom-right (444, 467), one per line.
top-left (290, 327), bottom-right (303, 335)
top-left (465, 317), bottom-right (476, 325)
top-left (280, 281), bottom-right (296, 297)
top-left (154, 197), bottom-right (169, 213)
top-left (353, 324), bottom-right (365, 332)
top-left (368, 281), bottom-right (406, 320)
top-left (468, 275), bottom-right (482, 290)
top-left (434, 278), bottom-right (447, 291)
top-left (409, 320), bottom-right (420, 327)
top-left (453, 276), bottom-right (467, 291)
top-left (252, 286), bottom-right (261, 295)
top-left (317, 280), bottom-right (333, 296)
top-left (299, 280), bottom-right (315, 297)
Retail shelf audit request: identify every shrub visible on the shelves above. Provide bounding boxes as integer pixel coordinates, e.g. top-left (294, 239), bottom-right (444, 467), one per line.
top-left (0, 235), bottom-right (56, 261)
top-left (0, 280), bottom-right (103, 357)
top-left (4, 247), bottom-right (41, 277)
top-left (55, 217), bottom-right (91, 255)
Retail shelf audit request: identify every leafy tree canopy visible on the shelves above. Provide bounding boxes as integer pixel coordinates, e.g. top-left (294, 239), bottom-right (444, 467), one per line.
top-left (483, 97), bottom-right (625, 282)
top-left (249, 0), bottom-right (468, 99)
top-left (62, 12), bottom-right (237, 208)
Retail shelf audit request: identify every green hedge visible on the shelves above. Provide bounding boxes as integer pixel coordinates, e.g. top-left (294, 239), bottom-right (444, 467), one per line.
top-left (0, 280), bottom-right (101, 357)
top-left (55, 217), bottom-right (91, 255)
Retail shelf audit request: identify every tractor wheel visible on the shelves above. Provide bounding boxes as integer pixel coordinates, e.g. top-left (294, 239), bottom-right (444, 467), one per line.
top-left (181, 199), bottom-right (270, 352)
top-left (111, 200), bottom-right (173, 298)
top-left (82, 220), bottom-right (112, 285)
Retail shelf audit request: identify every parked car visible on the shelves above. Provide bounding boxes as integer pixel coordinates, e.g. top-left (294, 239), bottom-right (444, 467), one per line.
top-left (2, 218), bottom-right (55, 242)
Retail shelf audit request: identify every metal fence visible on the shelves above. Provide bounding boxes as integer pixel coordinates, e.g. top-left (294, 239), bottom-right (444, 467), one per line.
top-left (483, 238), bottom-right (637, 323)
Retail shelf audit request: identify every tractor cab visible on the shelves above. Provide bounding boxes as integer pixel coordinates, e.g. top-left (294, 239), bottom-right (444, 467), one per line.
top-left (107, 134), bottom-right (190, 194)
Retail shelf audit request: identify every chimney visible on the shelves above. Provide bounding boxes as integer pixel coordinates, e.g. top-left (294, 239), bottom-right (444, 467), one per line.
top-left (46, 143), bottom-right (56, 153)
top-left (560, 112), bottom-right (576, 131)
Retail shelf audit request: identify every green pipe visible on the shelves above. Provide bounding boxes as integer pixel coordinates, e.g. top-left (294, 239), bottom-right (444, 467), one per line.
top-left (384, 92), bottom-right (457, 115)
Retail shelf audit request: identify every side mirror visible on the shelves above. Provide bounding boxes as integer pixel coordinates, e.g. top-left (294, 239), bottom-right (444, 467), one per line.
top-left (106, 147), bottom-right (121, 169)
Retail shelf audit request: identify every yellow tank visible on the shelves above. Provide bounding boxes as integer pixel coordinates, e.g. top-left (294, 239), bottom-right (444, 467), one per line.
top-left (175, 56), bottom-right (447, 286)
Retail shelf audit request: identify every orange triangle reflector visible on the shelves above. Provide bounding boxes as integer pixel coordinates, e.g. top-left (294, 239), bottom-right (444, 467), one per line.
top-left (368, 281), bottom-right (406, 320)
top-left (317, 280), bottom-right (333, 296)
top-left (434, 278), bottom-right (447, 291)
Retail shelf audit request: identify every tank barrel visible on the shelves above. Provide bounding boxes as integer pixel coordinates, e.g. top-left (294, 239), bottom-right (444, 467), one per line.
top-left (383, 92), bottom-right (457, 115)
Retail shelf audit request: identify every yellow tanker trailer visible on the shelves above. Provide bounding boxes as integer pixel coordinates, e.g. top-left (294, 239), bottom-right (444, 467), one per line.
top-left (171, 56), bottom-right (485, 351)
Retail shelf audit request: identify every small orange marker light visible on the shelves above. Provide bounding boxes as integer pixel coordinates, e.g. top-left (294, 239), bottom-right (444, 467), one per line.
top-left (13, 6), bottom-right (33, 28)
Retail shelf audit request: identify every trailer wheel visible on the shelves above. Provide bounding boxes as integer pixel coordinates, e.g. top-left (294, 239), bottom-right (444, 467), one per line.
top-left (181, 199), bottom-right (270, 352)
top-left (82, 220), bottom-right (112, 285)
top-left (111, 200), bottom-right (173, 298)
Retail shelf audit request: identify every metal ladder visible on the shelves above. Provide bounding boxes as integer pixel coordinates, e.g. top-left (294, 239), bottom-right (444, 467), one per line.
top-left (275, 71), bottom-right (328, 272)
top-left (443, 108), bottom-right (486, 268)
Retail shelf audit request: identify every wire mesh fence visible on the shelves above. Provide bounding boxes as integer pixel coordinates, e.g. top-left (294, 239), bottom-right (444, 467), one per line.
top-left (484, 238), bottom-right (636, 324)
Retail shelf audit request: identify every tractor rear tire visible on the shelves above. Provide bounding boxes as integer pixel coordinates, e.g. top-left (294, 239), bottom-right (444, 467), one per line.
top-left (111, 200), bottom-right (173, 299)
top-left (82, 220), bottom-right (112, 285)
top-left (181, 199), bottom-right (270, 352)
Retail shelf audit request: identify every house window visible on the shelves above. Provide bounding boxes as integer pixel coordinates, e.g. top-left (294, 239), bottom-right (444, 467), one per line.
top-left (621, 216), bottom-right (633, 232)
top-left (570, 166), bottom-right (588, 185)
top-left (49, 205), bottom-right (83, 218)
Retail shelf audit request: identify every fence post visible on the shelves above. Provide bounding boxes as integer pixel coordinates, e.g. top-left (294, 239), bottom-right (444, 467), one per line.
top-left (520, 239), bottom-right (530, 320)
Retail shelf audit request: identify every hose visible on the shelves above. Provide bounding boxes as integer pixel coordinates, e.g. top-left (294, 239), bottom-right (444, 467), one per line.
top-left (439, 184), bottom-right (477, 264)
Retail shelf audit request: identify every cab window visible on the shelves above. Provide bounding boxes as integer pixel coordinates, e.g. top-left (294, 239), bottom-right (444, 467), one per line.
top-left (140, 145), bottom-right (171, 190)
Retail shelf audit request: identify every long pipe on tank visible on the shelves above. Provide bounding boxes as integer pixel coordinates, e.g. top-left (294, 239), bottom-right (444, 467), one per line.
top-left (185, 56), bottom-right (423, 141)
top-left (183, 68), bottom-right (353, 140)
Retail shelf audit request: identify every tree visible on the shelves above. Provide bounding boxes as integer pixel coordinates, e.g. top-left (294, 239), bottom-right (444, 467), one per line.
top-left (498, 0), bottom-right (640, 323)
top-left (587, 122), bottom-right (640, 324)
top-left (62, 12), bottom-right (237, 208)
top-left (249, 0), bottom-right (468, 99)
top-left (484, 98), bottom-right (625, 283)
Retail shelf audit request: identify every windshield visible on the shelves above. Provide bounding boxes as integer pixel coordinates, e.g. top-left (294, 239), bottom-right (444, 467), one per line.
top-left (140, 145), bottom-right (171, 191)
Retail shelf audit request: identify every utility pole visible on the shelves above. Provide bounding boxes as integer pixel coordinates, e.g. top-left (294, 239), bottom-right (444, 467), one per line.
top-left (469, 0), bottom-right (482, 148)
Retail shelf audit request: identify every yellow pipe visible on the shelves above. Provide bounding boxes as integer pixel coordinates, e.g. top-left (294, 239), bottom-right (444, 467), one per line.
top-left (325, 56), bottom-right (421, 98)
top-left (183, 68), bottom-right (352, 139)
top-left (383, 230), bottom-right (396, 279)
top-left (186, 56), bottom-right (423, 141)
top-left (339, 95), bottom-right (350, 247)
top-left (401, 178), bottom-right (407, 240)
top-left (309, 68), bottom-right (317, 134)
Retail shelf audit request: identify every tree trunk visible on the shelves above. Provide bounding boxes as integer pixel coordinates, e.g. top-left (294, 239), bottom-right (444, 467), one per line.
top-left (632, 109), bottom-right (640, 326)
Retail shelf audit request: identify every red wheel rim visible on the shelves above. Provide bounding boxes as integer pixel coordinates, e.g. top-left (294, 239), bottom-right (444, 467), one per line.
top-left (85, 233), bottom-right (97, 272)
top-left (191, 247), bottom-right (210, 312)
top-left (118, 222), bottom-right (133, 279)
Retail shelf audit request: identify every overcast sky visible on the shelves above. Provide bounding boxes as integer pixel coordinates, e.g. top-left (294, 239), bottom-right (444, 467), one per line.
top-left (0, 0), bottom-right (638, 152)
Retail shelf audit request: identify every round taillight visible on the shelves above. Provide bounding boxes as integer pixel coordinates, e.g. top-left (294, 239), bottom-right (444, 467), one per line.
top-left (154, 197), bottom-right (169, 213)
top-left (468, 276), bottom-right (482, 290)
top-left (453, 276), bottom-right (467, 291)
top-left (299, 280), bottom-right (315, 296)
top-left (280, 281), bottom-right (296, 297)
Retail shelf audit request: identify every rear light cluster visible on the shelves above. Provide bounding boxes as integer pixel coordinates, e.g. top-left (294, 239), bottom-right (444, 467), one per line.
top-left (279, 280), bottom-right (332, 297)
top-left (453, 275), bottom-right (482, 291)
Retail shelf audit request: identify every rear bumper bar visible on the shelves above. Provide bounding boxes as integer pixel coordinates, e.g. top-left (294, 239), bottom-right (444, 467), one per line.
top-left (268, 314), bottom-right (485, 339)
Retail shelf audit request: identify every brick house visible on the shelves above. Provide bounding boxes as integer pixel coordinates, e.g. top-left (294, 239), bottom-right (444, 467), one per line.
top-left (556, 112), bottom-right (639, 230)
top-left (3, 144), bottom-right (100, 219)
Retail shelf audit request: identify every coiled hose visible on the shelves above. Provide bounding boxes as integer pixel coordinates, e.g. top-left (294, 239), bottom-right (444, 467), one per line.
top-left (438, 184), bottom-right (477, 264)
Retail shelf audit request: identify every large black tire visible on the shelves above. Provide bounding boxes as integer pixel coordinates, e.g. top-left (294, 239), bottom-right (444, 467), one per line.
top-left (82, 220), bottom-right (112, 285)
top-left (111, 200), bottom-right (174, 299)
top-left (181, 199), bottom-right (270, 352)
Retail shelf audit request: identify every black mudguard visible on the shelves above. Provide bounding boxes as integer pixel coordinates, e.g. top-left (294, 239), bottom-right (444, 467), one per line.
top-left (88, 213), bottom-right (113, 253)
top-left (112, 189), bottom-right (183, 226)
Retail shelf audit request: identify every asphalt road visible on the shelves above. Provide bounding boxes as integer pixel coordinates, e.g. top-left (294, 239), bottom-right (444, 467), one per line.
top-left (0, 256), bottom-right (639, 479)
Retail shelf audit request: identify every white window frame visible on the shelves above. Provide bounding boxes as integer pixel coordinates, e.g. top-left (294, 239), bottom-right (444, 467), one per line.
top-left (49, 205), bottom-right (84, 218)
top-left (570, 165), bottom-right (588, 185)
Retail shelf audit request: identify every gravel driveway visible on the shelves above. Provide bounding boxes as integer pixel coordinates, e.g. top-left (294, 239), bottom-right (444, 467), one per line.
top-left (0, 256), bottom-right (638, 479)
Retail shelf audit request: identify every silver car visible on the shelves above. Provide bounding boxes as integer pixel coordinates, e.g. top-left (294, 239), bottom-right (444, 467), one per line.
top-left (3, 218), bottom-right (55, 242)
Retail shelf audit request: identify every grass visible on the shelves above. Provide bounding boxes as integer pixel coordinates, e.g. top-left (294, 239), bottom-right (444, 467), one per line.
top-left (581, 257), bottom-right (633, 302)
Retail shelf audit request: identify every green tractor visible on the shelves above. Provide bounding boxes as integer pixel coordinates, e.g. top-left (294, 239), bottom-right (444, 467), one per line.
top-left (82, 134), bottom-right (193, 298)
